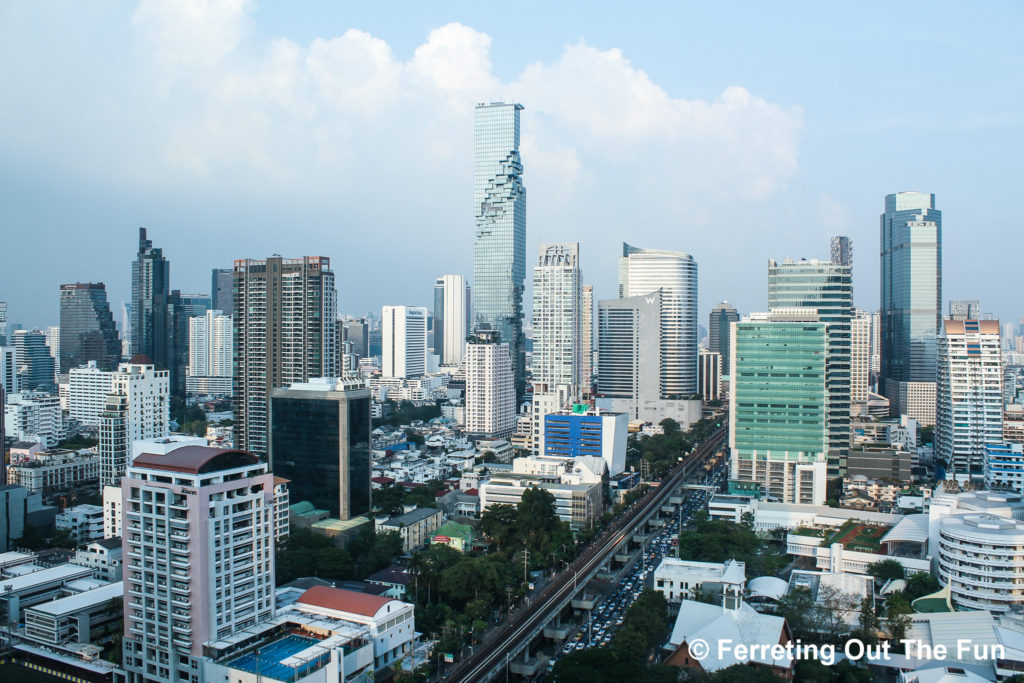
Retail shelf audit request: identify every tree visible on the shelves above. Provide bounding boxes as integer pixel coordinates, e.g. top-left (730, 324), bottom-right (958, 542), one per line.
top-left (886, 592), bottom-right (913, 649)
top-left (480, 504), bottom-right (518, 551)
top-left (777, 586), bottom-right (817, 640)
top-left (659, 418), bottom-right (680, 436)
top-left (867, 559), bottom-right (905, 583)
top-left (852, 596), bottom-right (880, 646)
top-left (816, 585), bottom-right (861, 643)
top-left (405, 428), bottom-right (425, 447)
top-left (903, 571), bottom-right (940, 601)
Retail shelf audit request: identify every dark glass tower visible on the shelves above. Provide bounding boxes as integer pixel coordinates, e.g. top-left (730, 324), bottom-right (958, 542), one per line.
top-left (269, 380), bottom-right (371, 520)
top-left (708, 302), bottom-right (739, 377)
top-left (131, 228), bottom-right (187, 397)
top-left (473, 102), bottom-right (526, 400)
top-left (59, 283), bottom-right (120, 374)
top-left (12, 330), bottom-right (56, 392)
top-left (211, 268), bottom-right (233, 314)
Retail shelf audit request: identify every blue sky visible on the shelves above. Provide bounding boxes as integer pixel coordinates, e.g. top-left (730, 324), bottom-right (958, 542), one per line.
top-left (1, 1), bottom-right (1022, 330)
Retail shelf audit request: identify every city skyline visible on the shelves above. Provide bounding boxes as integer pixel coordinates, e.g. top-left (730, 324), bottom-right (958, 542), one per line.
top-left (2, 3), bottom-right (1022, 330)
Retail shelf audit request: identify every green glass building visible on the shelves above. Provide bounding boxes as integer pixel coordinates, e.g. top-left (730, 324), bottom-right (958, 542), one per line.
top-left (729, 310), bottom-right (829, 504)
top-left (768, 258), bottom-right (852, 477)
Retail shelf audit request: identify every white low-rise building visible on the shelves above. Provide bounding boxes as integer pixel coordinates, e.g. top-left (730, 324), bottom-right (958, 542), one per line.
top-left (72, 538), bottom-right (123, 582)
top-left (937, 513), bottom-right (1024, 613)
top-left (55, 504), bottom-right (104, 543)
top-left (653, 558), bottom-right (745, 603)
top-left (6, 449), bottom-right (100, 495)
top-left (22, 581), bottom-right (124, 648)
top-left (4, 392), bottom-right (65, 448)
top-left (293, 585), bottom-right (415, 671)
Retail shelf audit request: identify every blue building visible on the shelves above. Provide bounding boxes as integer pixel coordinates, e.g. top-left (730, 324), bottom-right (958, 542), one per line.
top-left (543, 409), bottom-right (627, 475)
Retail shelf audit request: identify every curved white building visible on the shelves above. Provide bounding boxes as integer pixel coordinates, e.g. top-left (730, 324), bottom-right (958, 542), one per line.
top-left (618, 243), bottom-right (698, 397)
top-left (937, 513), bottom-right (1024, 612)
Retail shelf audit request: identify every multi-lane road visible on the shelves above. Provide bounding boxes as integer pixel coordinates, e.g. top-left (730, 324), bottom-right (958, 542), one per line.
top-left (446, 423), bottom-right (728, 682)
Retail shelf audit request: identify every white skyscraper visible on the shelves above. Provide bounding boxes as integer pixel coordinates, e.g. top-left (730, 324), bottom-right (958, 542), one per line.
top-left (936, 319), bottom-right (1003, 479)
top-left (188, 309), bottom-right (232, 377)
top-left (433, 275), bottom-right (469, 367)
top-left (98, 361), bottom-right (169, 486)
top-left (122, 445), bottom-right (276, 683)
top-left (68, 361), bottom-right (117, 426)
top-left (618, 243), bottom-right (699, 397)
top-left (532, 243), bottom-right (582, 392)
top-left (464, 330), bottom-right (515, 439)
top-left (851, 309), bottom-right (872, 405)
top-left (382, 306), bottom-right (428, 379)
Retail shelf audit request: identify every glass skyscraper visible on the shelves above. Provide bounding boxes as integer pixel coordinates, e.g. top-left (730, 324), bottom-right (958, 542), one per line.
top-left (59, 283), bottom-right (120, 374)
top-left (532, 243), bottom-right (582, 393)
top-left (880, 193), bottom-right (942, 384)
top-left (270, 379), bottom-right (372, 520)
top-left (131, 228), bottom-right (187, 397)
top-left (729, 310), bottom-right (829, 504)
top-left (768, 258), bottom-right (852, 477)
top-left (472, 102), bottom-right (526, 400)
top-left (708, 302), bottom-right (739, 378)
top-left (618, 243), bottom-right (699, 398)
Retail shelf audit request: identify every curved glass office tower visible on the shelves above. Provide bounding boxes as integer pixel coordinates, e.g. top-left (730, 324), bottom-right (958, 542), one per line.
top-left (473, 102), bottom-right (526, 400)
top-left (618, 243), bottom-right (698, 397)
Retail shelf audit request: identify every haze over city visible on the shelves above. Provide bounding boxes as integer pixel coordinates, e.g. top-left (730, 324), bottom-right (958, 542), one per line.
top-left (2, 0), bottom-right (1022, 328)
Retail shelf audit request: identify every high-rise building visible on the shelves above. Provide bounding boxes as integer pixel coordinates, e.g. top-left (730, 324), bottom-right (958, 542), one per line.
top-left (880, 192), bottom-right (942, 424)
top-left (464, 330), bottom-right (515, 440)
top-left (58, 283), bottom-right (120, 375)
top-left (44, 326), bottom-right (60, 382)
top-left (4, 392), bottom-right (63, 448)
top-left (936, 319), bottom-right (1003, 478)
top-left (0, 301), bottom-right (7, 345)
top-left (131, 228), bottom-right (187, 397)
top-left (472, 102), bottom-right (526, 400)
top-left (179, 293), bottom-right (212, 318)
top-left (851, 309), bottom-right (872, 405)
top-left (345, 319), bottom-right (369, 359)
top-left (830, 235), bottom-right (852, 267)
top-left (619, 243), bottom-right (698, 398)
top-left (768, 258), bottom-right (852, 477)
top-left (596, 292), bottom-right (663, 405)
top-left (187, 309), bottom-right (232, 395)
top-left (729, 309), bottom-right (829, 504)
top-left (948, 300), bottom-right (981, 321)
top-left (12, 330), bottom-right (56, 392)
top-left (871, 310), bottom-right (881, 379)
top-left (270, 378), bottom-right (371, 520)
top-left (382, 306), bottom-right (428, 379)
top-left (121, 446), bottom-right (277, 683)
top-left (1, 345), bottom-right (18, 395)
top-left (581, 285), bottom-right (594, 396)
top-left (698, 349), bottom-right (722, 401)
top-left (544, 409), bottom-right (628, 475)
top-left (68, 361), bottom-right (117, 427)
top-left (432, 275), bottom-right (469, 367)
top-left (532, 243), bottom-right (582, 393)
top-left (708, 302), bottom-right (739, 380)
top-left (233, 256), bottom-right (337, 458)
top-left (211, 268), bottom-right (234, 315)
top-left (530, 383), bottom-right (573, 456)
top-left (98, 361), bottom-right (169, 486)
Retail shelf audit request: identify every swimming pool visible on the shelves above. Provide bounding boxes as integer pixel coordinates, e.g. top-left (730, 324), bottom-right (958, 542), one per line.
top-left (225, 634), bottom-right (330, 681)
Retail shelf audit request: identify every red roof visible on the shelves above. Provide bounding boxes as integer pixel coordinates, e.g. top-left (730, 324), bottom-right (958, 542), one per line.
top-left (131, 446), bottom-right (259, 475)
top-left (371, 476), bottom-right (395, 484)
top-left (297, 585), bottom-right (393, 618)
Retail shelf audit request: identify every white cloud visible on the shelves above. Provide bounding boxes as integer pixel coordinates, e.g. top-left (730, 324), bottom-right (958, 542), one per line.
top-left (132, 0), bottom-right (253, 71)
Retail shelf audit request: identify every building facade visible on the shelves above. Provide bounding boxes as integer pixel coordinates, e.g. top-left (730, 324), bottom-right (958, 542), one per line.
top-left (131, 228), bottom-right (187, 397)
top-left (122, 446), bottom-right (277, 683)
top-left (233, 256), bottom-right (337, 458)
top-left (211, 268), bottom-right (233, 315)
top-left (433, 275), bottom-right (469, 367)
top-left (472, 101), bottom-right (526, 400)
top-left (708, 302), bottom-right (739, 380)
top-left (880, 192), bottom-right (942, 424)
top-left (936, 319), bottom-right (1003, 477)
top-left (98, 361), bottom-right (169, 486)
top-left (532, 243), bottom-right (582, 393)
top-left (729, 310), bottom-right (829, 504)
top-left (543, 409), bottom-right (627, 475)
top-left (464, 330), bottom-right (515, 440)
top-left (58, 283), bottom-right (120, 375)
top-left (13, 330), bottom-right (56, 392)
top-left (382, 306), bottom-right (428, 379)
top-left (581, 285), bottom-right (594, 395)
top-left (269, 378), bottom-right (372, 521)
top-left (187, 309), bottom-right (232, 394)
top-left (698, 349), bottom-right (722, 401)
top-left (768, 257), bottom-right (852, 477)
top-left (851, 308), bottom-right (872, 405)
top-left (619, 243), bottom-right (699, 397)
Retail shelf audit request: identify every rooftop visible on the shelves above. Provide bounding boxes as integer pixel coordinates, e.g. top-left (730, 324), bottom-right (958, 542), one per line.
top-left (381, 507), bottom-right (442, 527)
top-left (131, 446), bottom-right (259, 475)
top-left (26, 581), bottom-right (122, 617)
top-left (297, 585), bottom-right (394, 618)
